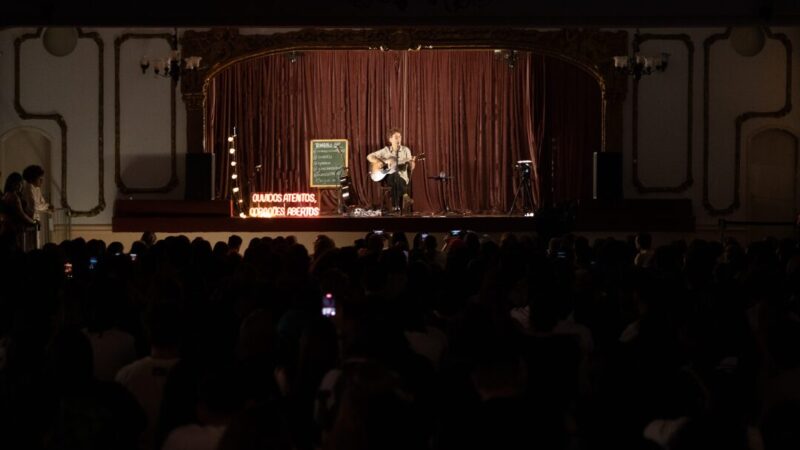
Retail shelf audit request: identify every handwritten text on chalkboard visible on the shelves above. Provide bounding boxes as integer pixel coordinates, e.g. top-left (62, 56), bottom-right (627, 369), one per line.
top-left (310, 139), bottom-right (348, 188)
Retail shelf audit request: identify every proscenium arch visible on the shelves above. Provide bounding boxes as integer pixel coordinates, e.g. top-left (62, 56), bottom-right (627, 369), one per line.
top-left (180, 27), bottom-right (628, 156)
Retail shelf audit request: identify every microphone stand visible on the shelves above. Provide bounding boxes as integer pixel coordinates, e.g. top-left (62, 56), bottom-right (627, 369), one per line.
top-left (249, 163), bottom-right (262, 207)
top-left (335, 144), bottom-right (348, 215)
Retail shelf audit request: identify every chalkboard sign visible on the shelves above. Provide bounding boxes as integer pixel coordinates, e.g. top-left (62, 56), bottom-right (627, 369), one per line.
top-left (310, 139), bottom-right (348, 188)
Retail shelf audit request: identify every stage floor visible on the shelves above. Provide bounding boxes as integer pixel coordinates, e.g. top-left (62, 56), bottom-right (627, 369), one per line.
top-left (111, 198), bottom-right (695, 234)
top-left (113, 212), bottom-right (538, 233)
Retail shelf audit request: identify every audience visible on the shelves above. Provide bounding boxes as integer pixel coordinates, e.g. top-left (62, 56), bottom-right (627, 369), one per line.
top-left (1, 228), bottom-right (799, 450)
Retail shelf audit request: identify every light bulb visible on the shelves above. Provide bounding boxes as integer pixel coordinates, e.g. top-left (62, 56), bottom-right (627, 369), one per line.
top-left (230, 161), bottom-right (236, 166)
top-left (227, 136), bottom-right (234, 142)
top-left (231, 174), bottom-right (238, 179)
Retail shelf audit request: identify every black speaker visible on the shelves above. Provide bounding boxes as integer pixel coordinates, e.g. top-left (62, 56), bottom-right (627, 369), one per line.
top-left (185, 153), bottom-right (214, 200)
top-left (593, 152), bottom-right (622, 200)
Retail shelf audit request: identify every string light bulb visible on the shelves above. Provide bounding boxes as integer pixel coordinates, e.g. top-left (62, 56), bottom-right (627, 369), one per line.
top-left (226, 125), bottom-right (245, 219)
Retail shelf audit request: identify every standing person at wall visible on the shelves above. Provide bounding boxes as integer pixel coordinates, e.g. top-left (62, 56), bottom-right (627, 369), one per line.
top-left (1, 172), bottom-right (37, 251)
top-left (21, 165), bottom-right (52, 248)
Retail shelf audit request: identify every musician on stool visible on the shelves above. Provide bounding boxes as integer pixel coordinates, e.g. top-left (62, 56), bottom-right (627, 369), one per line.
top-left (367, 127), bottom-right (416, 214)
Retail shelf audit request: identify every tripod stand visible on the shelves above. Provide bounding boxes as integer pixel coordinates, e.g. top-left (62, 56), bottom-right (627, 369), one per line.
top-left (508, 161), bottom-right (535, 216)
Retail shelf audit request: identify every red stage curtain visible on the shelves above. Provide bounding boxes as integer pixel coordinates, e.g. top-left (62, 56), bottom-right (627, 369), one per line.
top-left (205, 49), bottom-right (600, 214)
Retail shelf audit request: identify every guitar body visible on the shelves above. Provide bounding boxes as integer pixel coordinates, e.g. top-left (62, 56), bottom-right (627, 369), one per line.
top-left (370, 164), bottom-right (393, 182)
top-left (369, 153), bottom-right (425, 182)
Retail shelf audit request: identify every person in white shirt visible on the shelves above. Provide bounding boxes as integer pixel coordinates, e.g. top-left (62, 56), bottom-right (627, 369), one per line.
top-left (116, 301), bottom-right (182, 450)
top-left (367, 127), bottom-right (417, 214)
top-left (21, 165), bottom-right (52, 248)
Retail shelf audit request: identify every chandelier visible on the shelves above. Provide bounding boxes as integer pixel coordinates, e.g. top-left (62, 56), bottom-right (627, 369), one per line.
top-left (139, 28), bottom-right (202, 83)
top-left (613, 31), bottom-right (669, 81)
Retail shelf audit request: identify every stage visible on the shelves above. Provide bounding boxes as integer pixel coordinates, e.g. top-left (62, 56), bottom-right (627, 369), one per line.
top-left (112, 199), bottom-right (695, 234)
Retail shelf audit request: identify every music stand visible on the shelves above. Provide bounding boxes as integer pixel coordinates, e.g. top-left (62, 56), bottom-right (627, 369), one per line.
top-left (428, 172), bottom-right (457, 216)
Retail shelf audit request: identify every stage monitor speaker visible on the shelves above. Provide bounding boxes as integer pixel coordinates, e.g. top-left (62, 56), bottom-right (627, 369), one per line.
top-left (185, 153), bottom-right (214, 200)
top-left (593, 152), bottom-right (623, 200)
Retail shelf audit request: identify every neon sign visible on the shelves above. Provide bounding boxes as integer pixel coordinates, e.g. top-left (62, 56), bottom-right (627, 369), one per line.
top-left (248, 192), bottom-right (320, 218)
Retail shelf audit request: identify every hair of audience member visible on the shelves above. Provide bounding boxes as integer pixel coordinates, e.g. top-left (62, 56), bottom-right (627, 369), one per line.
top-left (463, 231), bottom-right (481, 257)
top-left (313, 234), bottom-right (337, 260)
top-left (411, 232), bottom-right (425, 251)
top-left (190, 237), bottom-right (212, 259)
top-left (3, 172), bottom-right (23, 194)
top-left (353, 238), bottom-right (367, 251)
top-left (140, 230), bottom-right (157, 247)
top-left (365, 233), bottom-right (386, 255)
top-left (390, 231), bottom-right (409, 252)
top-left (129, 239), bottom-right (147, 257)
top-left (87, 239), bottom-right (106, 259)
top-left (228, 234), bottom-right (243, 252)
top-left (212, 241), bottom-right (229, 259)
top-left (21, 164), bottom-right (45, 183)
top-left (107, 241), bottom-right (124, 256)
top-left (325, 360), bottom-right (422, 450)
top-left (423, 234), bottom-right (437, 253)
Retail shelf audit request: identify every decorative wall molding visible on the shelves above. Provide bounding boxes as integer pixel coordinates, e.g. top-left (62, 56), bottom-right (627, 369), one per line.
top-left (180, 27), bottom-right (628, 154)
top-left (14, 27), bottom-right (105, 217)
top-left (742, 126), bottom-right (799, 221)
top-left (632, 33), bottom-right (694, 193)
top-left (703, 27), bottom-right (792, 216)
top-left (114, 33), bottom-right (179, 194)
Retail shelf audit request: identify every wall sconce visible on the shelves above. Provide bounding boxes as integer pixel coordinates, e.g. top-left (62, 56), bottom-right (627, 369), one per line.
top-left (139, 28), bottom-right (202, 82)
top-left (613, 30), bottom-right (669, 81)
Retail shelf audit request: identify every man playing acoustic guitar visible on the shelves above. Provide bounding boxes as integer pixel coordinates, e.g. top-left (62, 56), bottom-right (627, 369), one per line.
top-left (367, 127), bottom-right (420, 214)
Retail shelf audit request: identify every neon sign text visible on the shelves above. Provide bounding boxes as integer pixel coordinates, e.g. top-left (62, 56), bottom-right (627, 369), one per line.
top-left (248, 192), bottom-right (320, 218)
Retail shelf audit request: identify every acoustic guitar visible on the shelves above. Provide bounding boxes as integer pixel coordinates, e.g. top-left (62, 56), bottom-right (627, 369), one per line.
top-left (370, 153), bottom-right (425, 182)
